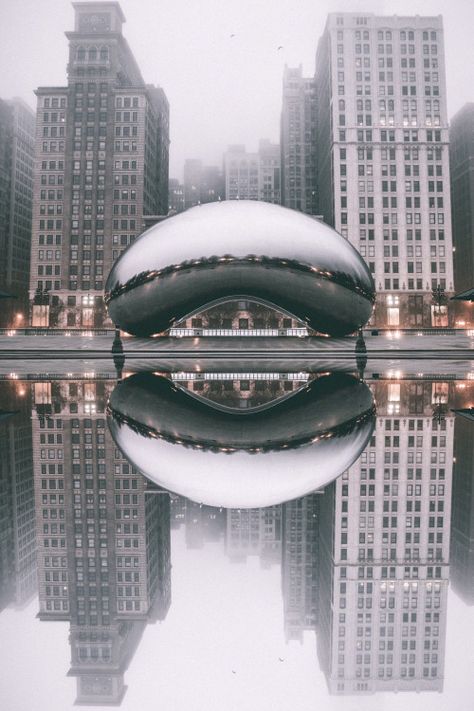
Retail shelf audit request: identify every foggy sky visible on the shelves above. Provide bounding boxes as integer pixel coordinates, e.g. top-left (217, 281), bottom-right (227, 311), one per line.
top-left (0, 0), bottom-right (473, 179)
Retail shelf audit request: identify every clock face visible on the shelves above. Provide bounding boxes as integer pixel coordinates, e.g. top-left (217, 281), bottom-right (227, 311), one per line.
top-left (80, 13), bottom-right (111, 32)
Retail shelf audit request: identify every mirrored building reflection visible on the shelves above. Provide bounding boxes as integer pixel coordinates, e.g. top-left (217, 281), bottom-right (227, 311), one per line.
top-left (317, 380), bottom-right (454, 694)
top-left (226, 506), bottom-right (282, 567)
top-left (31, 379), bottom-right (171, 705)
top-left (1, 373), bottom-right (470, 705)
top-left (281, 493), bottom-right (320, 642)
top-left (0, 383), bottom-right (37, 610)
top-left (450, 382), bottom-right (474, 605)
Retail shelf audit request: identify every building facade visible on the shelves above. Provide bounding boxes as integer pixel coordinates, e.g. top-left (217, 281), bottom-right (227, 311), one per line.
top-left (0, 98), bottom-right (35, 328)
top-left (29, 1), bottom-right (169, 328)
top-left (450, 103), bottom-right (474, 325)
top-left (280, 65), bottom-right (318, 214)
top-left (315, 13), bottom-right (454, 328)
top-left (224, 140), bottom-right (281, 203)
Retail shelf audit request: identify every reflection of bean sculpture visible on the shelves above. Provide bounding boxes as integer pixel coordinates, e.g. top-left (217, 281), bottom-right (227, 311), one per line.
top-left (105, 201), bottom-right (375, 336)
top-left (107, 372), bottom-right (375, 508)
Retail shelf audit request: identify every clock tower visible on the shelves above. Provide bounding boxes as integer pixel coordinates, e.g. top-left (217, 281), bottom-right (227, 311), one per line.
top-left (73, 2), bottom-right (125, 34)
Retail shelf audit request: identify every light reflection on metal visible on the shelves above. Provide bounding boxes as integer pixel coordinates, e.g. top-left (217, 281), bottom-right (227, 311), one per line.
top-left (105, 201), bottom-right (375, 337)
top-left (107, 372), bottom-right (375, 508)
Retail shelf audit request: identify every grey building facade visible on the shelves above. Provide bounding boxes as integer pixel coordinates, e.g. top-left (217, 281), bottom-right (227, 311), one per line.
top-left (315, 12), bottom-right (454, 328)
top-left (29, 1), bottom-right (169, 328)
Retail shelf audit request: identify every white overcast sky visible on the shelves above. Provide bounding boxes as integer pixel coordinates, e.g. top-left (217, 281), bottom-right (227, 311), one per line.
top-left (0, 0), bottom-right (473, 179)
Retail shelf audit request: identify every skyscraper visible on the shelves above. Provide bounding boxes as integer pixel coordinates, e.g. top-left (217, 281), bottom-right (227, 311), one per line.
top-left (449, 103), bottom-right (474, 323)
top-left (29, 1), bottom-right (169, 328)
top-left (315, 13), bottom-right (454, 328)
top-left (280, 65), bottom-right (318, 214)
top-left (0, 98), bottom-right (35, 328)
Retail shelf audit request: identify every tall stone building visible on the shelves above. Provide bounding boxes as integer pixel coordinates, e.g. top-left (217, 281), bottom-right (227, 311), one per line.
top-left (317, 380), bottom-right (453, 694)
top-left (224, 140), bottom-right (281, 203)
top-left (280, 65), bottom-right (318, 214)
top-left (450, 103), bottom-right (474, 323)
top-left (29, 1), bottom-right (169, 328)
top-left (315, 13), bottom-right (454, 327)
top-left (0, 98), bottom-right (35, 327)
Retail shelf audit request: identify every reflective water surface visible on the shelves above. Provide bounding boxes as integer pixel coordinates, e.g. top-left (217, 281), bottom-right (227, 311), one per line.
top-left (0, 369), bottom-right (474, 710)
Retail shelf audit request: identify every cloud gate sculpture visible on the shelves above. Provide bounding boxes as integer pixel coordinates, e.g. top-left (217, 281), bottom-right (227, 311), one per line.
top-left (105, 201), bottom-right (375, 336)
top-left (107, 372), bottom-right (375, 508)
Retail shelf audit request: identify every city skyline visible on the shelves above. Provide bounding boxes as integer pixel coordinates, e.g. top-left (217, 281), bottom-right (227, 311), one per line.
top-left (0, 0), bottom-right (473, 179)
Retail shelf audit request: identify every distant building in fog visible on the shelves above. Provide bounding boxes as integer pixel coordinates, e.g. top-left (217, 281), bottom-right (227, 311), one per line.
top-left (201, 165), bottom-right (225, 204)
top-left (168, 178), bottom-right (185, 213)
top-left (0, 97), bottom-right (35, 327)
top-left (224, 140), bottom-right (280, 203)
top-left (226, 506), bottom-right (282, 567)
top-left (183, 158), bottom-right (203, 209)
top-left (280, 65), bottom-right (318, 215)
top-left (183, 159), bottom-right (224, 209)
top-left (450, 103), bottom-right (474, 322)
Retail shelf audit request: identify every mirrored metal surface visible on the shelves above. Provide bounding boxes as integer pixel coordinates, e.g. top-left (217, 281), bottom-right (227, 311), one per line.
top-left (107, 372), bottom-right (375, 508)
top-left (105, 201), bottom-right (375, 336)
